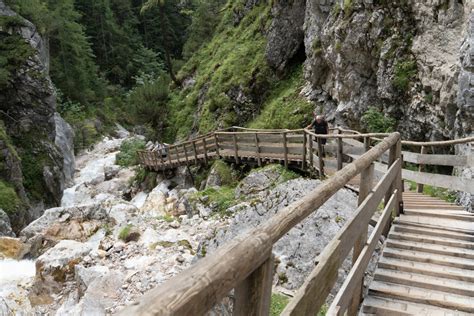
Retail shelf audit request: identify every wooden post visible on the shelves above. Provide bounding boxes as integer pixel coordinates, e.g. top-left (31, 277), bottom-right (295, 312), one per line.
top-left (383, 141), bottom-right (398, 236)
top-left (283, 132), bottom-right (288, 168)
top-left (317, 137), bottom-right (324, 178)
top-left (364, 136), bottom-right (371, 152)
top-left (417, 146), bottom-right (427, 193)
top-left (192, 140), bottom-right (198, 163)
top-left (203, 138), bottom-right (208, 165)
top-left (302, 131), bottom-right (307, 171)
top-left (254, 133), bottom-right (262, 167)
top-left (234, 253), bottom-right (274, 316)
top-left (309, 133), bottom-right (314, 170)
top-left (214, 134), bottom-right (220, 157)
top-left (337, 137), bottom-right (343, 171)
top-left (348, 162), bottom-right (374, 315)
top-left (158, 147), bottom-right (165, 168)
top-left (175, 146), bottom-right (180, 164)
top-left (183, 144), bottom-right (189, 166)
top-left (395, 141), bottom-right (403, 216)
top-left (233, 134), bottom-right (240, 164)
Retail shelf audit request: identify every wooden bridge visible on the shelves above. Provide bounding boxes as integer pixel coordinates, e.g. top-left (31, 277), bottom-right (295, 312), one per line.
top-left (130, 128), bottom-right (474, 316)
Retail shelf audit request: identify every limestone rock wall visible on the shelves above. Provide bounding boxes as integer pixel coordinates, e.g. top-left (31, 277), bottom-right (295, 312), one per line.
top-left (0, 1), bottom-right (74, 232)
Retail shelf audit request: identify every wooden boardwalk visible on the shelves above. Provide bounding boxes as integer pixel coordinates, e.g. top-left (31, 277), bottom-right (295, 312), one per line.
top-left (133, 128), bottom-right (473, 316)
top-left (362, 192), bottom-right (474, 315)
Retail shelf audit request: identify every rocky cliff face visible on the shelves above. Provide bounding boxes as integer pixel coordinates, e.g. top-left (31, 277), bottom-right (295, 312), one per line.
top-left (0, 1), bottom-right (74, 232)
top-left (266, 0), bottom-right (473, 141)
top-left (456, 11), bottom-right (473, 211)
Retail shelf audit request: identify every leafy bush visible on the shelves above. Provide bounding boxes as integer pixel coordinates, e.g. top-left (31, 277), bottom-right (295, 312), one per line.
top-left (211, 160), bottom-right (238, 186)
top-left (0, 180), bottom-right (21, 214)
top-left (116, 139), bottom-right (146, 167)
top-left (393, 59), bottom-right (417, 91)
top-left (361, 107), bottom-right (396, 133)
top-left (194, 186), bottom-right (238, 217)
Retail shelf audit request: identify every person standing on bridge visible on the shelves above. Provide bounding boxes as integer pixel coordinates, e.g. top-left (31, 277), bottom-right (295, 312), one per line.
top-left (306, 113), bottom-right (329, 157)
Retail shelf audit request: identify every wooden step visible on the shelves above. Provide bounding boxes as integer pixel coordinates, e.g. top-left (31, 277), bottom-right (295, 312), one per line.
top-left (382, 247), bottom-right (474, 270)
top-left (362, 296), bottom-right (471, 316)
top-left (404, 209), bottom-right (473, 221)
top-left (378, 257), bottom-right (474, 283)
top-left (373, 268), bottom-right (474, 296)
top-left (386, 239), bottom-right (474, 260)
top-left (393, 224), bottom-right (474, 242)
top-left (368, 281), bottom-right (474, 313)
top-left (397, 215), bottom-right (474, 233)
top-left (389, 232), bottom-right (474, 250)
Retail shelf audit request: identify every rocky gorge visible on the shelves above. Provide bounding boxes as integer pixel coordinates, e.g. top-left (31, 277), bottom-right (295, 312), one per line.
top-left (0, 129), bottom-right (377, 314)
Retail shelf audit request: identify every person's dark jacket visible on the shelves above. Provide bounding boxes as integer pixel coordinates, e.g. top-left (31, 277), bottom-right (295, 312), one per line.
top-left (309, 119), bottom-right (329, 144)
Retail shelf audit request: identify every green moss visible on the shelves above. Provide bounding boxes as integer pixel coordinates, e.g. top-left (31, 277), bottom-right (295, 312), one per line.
top-left (157, 214), bottom-right (175, 222)
top-left (166, 1), bottom-right (272, 139)
top-left (318, 304), bottom-right (329, 316)
top-left (249, 164), bottom-right (300, 186)
top-left (392, 59), bottom-right (417, 91)
top-left (116, 138), bottom-right (146, 167)
top-left (248, 65), bottom-right (313, 130)
top-left (270, 293), bottom-right (290, 316)
top-left (0, 180), bottom-right (21, 214)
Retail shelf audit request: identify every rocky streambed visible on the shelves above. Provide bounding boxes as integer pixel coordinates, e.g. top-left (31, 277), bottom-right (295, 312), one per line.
top-left (0, 129), bottom-right (377, 315)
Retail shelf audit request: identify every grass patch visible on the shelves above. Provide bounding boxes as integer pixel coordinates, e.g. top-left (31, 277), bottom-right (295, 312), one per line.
top-left (166, 1), bottom-right (272, 139)
top-left (157, 214), bottom-right (175, 222)
top-left (408, 181), bottom-right (457, 203)
top-left (248, 65), bottom-right (313, 130)
top-left (118, 224), bottom-right (140, 242)
top-left (116, 138), bottom-right (146, 167)
top-left (270, 293), bottom-right (289, 316)
top-left (193, 186), bottom-right (238, 217)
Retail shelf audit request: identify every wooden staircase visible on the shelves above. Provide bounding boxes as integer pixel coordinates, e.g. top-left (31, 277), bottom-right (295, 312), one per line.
top-left (362, 192), bottom-right (474, 315)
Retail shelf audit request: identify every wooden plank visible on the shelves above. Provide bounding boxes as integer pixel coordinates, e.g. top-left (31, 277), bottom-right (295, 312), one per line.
top-left (309, 133), bottom-right (314, 169)
top-left (283, 132), bottom-right (288, 168)
top-left (403, 151), bottom-right (470, 167)
top-left (328, 191), bottom-right (398, 315)
top-left (402, 169), bottom-right (474, 194)
top-left (234, 253), bottom-right (274, 316)
top-left (282, 159), bottom-right (401, 316)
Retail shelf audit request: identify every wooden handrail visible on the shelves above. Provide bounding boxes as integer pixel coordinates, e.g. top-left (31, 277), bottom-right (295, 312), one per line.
top-left (119, 133), bottom-right (401, 316)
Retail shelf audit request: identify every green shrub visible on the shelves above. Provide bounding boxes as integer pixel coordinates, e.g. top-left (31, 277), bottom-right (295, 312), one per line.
top-left (118, 224), bottom-right (140, 242)
top-left (270, 293), bottom-right (289, 316)
top-left (211, 160), bottom-right (237, 186)
top-left (393, 59), bottom-right (417, 91)
top-left (361, 107), bottom-right (396, 133)
top-left (193, 186), bottom-right (238, 217)
top-left (0, 180), bottom-right (21, 214)
top-left (408, 181), bottom-right (457, 203)
top-left (116, 139), bottom-right (146, 167)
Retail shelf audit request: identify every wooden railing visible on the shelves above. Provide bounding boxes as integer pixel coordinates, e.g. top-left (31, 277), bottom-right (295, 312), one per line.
top-left (122, 132), bottom-right (403, 316)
